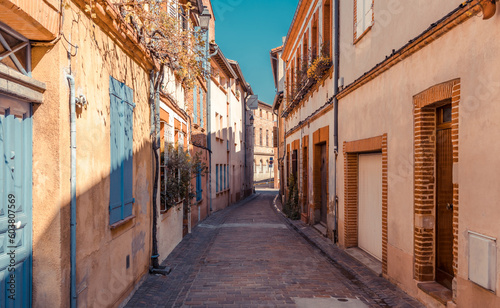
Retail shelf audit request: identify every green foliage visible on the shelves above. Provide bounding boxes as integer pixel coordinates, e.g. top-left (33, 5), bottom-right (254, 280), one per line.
top-left (160, 144), bottom-right (206, 211)
top-left (283, 173), bottom-right (300, 220)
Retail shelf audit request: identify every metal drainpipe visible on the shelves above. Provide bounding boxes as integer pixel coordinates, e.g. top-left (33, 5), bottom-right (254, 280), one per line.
top-left (272, 107), bottom-right (279, 193)
top-left (66, 74), bottom-right (77, 308)
top-left (332, 0), bottom-right (340, 243)
top-left (244, 92), bottom-right (250, 195)
top-left (206, 40), bottom-right (218, 214)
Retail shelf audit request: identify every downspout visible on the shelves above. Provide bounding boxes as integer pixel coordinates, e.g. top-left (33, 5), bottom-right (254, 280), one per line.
top-left (206, 42), bottom-right (218, 214)
top-left (272, 107), bottom-right (279, 193)
top-left (332, 0), bottom-right (340, 243)
top-left (66, 74), bottom-right (77, 308)
top-left (244, 91), bottom-right (250, 195)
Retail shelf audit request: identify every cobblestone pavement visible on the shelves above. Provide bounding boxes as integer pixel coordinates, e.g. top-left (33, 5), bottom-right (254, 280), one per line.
top-left (125, 191), bottom-right (423, 308)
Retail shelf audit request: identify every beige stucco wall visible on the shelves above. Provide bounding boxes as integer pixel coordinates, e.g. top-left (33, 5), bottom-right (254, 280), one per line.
top-left (337, 7), bottom-right (500, 304)
top-left (339, 0), bottom-right (464, 86)
top-left (30, 1), bottom-right (155, 306)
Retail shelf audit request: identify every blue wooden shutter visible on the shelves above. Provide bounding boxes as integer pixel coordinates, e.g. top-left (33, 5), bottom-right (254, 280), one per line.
top-left (196, 167), bottom-right (202, 201)
top-left (193, 85), bottom-right (198, 124)
top-left (123, 86), bottom-right (134, 218)
top-left (216, 164), bottom-right (219, 192)
top-left (224, 165), bottom-right (226, 189)
top-left (109, 76), bottom-right (135, 224)
top-left (219, 165), bottom-right (223, 191)
top-left (199, 88), bottom-right (204, 127)
top-left (109, 81), bottom-right (123, 224)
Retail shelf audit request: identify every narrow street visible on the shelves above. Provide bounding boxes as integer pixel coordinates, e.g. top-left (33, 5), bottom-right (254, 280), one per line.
top-left (125, 191), bottom-right (422, 308)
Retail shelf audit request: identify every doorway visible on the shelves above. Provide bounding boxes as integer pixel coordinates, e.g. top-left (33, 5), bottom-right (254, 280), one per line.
top-left (0, 95), bottom-right (33, 306)
top-left (435, 104), bottom-right (454, 289)
top-left (358, 153), bottom-right (383, 261)
top-left (320, 144), bottom-right (328, 224)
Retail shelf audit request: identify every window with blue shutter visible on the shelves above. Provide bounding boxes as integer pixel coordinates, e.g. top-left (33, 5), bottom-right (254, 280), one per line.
top-left (109, 76), bottom-right (135, 225)
top-left (199, 88), bottom-right (204, 127)
top-left (196, 166), bottom-right (202, 201)
top-left (220, 165), bottom-right (223, 191)
top-left (216, 164), bottom-right (219, 192)
top-left (193, 85), bottom-right (198, 124)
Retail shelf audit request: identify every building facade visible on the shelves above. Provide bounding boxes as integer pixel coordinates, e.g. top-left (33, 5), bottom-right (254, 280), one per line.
top-left (270, 44), bottom-right (286, 192)
top-left (281, 0), bottom-right (336, 230)
top-left (276, 0), bottom-right (500, 306)
top-left (0, 0), bottom-right (254, 307)
top-left (253, 101), bottom-right (277, 184)
top-left (208, 42), bottom-right (254, 213)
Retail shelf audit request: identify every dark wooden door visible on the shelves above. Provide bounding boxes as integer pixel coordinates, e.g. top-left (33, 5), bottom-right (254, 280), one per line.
top-left (303, 147), bottom-right (308, 215)
top-left (436, 105), bottom-right (454, 289)
top-left (320, 144), bottom-right (327, 224)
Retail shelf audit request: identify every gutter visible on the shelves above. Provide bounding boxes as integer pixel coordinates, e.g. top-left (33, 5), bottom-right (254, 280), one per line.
top-left (66, 73), bottom-right (77, 308)
top-left (332, 0), bottom-right (340, 243)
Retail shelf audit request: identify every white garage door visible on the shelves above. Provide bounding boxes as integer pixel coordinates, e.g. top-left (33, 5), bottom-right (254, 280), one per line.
top-left (358, 153), bottom-right (383, 261)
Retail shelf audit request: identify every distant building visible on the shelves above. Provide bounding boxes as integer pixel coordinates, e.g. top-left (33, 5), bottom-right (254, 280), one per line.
top-left (270, 44), bottom-right (285, 191)
top-left (253, 101), bottom-right (277, 185)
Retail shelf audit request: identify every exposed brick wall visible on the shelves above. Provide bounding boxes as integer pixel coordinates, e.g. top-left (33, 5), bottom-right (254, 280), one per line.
top-left (412, 79), bottom-right (460, 281)
top-left (343, 134), bottom-right (388, 274)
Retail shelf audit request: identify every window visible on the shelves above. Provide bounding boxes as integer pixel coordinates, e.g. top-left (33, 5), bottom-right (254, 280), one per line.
top-left (354, 0), bottom-right (374, 41)
top-left (109, 76), bottom-right (135, 225)
top-left (215, 112), bottom-right (219, 138)
top-left (260, 109), bottom-right (262, 118)
top-left (323, 0), bottom-right (331, 56)
top-left (193, 85), bottom-right (198, 124)
top-left (224, 165), bottom-right (226, 190)
top-left (219, 165), bottom-right (223, 191)
top-left (266, 130), bottom-right (269, 147)
top-left (220, 115), bottom-right (223, 140)
top-left (312, 15), bottom-right (318, 58)
top-left (199, 87), bottom-right (204, 127)
top-left (216, 164), bottom-right (219, 192)
top-left (196, 166), bottom-right (202, 202)
top-left (260, 160), bottom-right (263, 173)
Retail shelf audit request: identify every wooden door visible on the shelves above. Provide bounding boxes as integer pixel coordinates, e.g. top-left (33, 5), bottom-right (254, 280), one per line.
top-left (302, 146), bottom-right (308, 215)
top-left (358, 153), bottom-right (383, 260)
top-left (0, 95), bottom-right (33, 307)
top-left (320, 144), bottom-right (327, 224)
top-left (436, 105), bottom-right (454, 289)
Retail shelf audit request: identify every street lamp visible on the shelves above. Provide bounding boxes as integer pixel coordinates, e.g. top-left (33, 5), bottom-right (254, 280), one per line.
top-left (249, 115), bottom-right (254, 125)
top-left (199, 7), bottom-right (211, 31)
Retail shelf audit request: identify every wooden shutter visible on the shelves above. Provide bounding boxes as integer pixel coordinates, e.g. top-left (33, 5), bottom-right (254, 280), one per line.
top-left (199, 88), bottom-right (204, 127)
top-left (193, 85), bottom-right (198, 124)
top-left (273, 126), bottom-right (278, 147)
top-left (109, 76), bottom-right (135, 225)
top-left (216, 164), bottom-right (219, 192)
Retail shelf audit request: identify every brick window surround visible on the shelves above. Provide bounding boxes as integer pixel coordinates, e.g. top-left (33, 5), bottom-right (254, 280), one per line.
top-left (343, 134), bottom-right (388, 274)
top-left (413, 79), bottom-right (460, 281)
top-left (312, 126), bottom-right (329, 223)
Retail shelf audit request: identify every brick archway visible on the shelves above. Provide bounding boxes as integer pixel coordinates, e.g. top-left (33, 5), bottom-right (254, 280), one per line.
top-left (413, 79), bottom-right (460, 281)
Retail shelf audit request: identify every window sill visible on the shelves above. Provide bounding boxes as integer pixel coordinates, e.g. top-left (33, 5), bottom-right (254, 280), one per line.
top-left (110, 215), bottom-right (136, 230)
top-left (354, 25), bottom-right (372, 45)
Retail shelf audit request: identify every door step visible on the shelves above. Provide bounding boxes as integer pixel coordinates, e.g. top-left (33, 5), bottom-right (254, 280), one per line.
top-left (313, 223), bottom-right (327, 237)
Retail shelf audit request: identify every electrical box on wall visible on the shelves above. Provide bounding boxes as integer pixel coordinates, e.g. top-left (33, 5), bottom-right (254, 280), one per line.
top-left (468, 231), bottom-right (497, 292)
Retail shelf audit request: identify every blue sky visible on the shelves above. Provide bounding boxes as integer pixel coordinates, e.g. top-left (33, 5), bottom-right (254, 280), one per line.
top-left (211, 0), bottom-right (299, 106)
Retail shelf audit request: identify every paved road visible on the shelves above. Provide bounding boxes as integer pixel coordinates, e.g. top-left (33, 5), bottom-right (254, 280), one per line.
top-left (125, 192), bottom-right (421, 307)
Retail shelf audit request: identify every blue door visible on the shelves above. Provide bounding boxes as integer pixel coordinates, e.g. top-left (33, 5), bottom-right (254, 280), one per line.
top-left (0, 95), bottom-right (32, 307)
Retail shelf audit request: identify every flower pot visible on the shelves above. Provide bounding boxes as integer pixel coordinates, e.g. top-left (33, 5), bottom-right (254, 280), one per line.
top-left (481, 0), bottom-right (496, 20)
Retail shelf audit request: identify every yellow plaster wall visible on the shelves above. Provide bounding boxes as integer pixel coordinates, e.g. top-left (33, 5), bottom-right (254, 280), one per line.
top-left (30, 1), bottom-right (154, 306)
